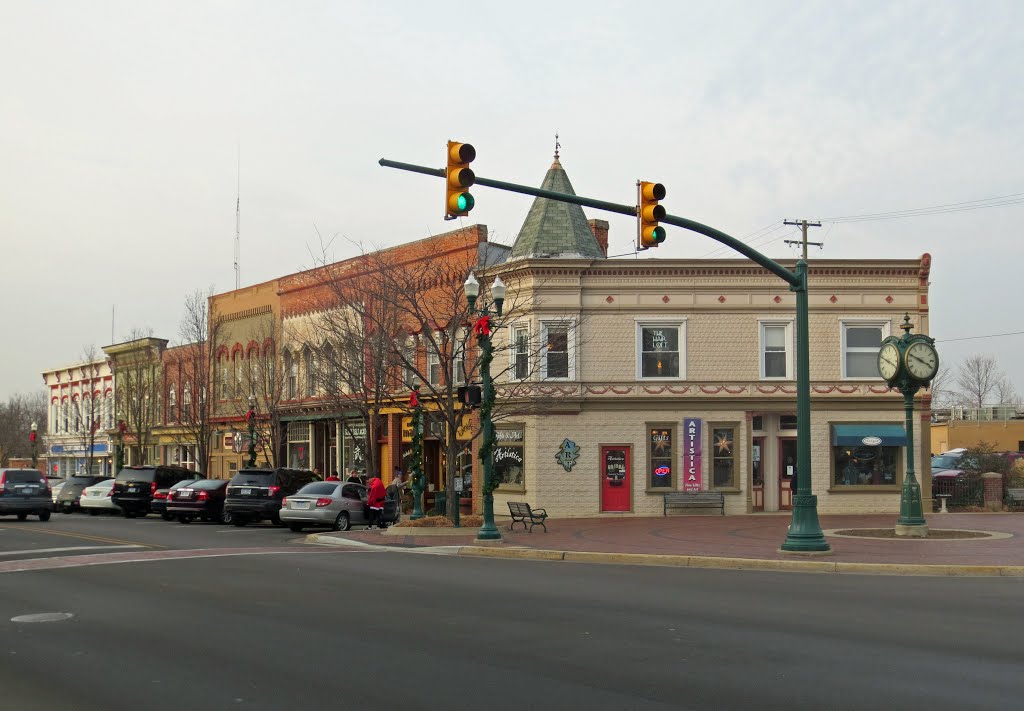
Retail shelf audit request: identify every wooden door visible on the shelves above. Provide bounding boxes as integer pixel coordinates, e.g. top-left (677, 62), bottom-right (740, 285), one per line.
top-left (601, 446), bottom-right (631, 512)
top-left (752, 437), bottom-right (765, 511)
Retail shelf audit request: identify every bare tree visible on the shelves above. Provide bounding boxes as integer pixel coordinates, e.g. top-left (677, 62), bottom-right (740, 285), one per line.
top-left (927, 363), bottom-right (953, 409)
top-left (112, 329), bottom-right (163, 465)
top-left (954, 354), bottom-right (1004, 411)
top-left (173, 289), bottom-right (223, 475)
top-left (0, 392), bottom-right (47, 466)
top-left (238, 317), bottom-right (288, 468)
top-left (71, 346), bottom-right (103, 475)
top-left (994, 376), bottom-right (1020, 409)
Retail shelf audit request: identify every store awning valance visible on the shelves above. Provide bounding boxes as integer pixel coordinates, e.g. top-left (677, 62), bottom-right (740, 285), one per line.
top-left (831, 424), bottom-right (907, 447)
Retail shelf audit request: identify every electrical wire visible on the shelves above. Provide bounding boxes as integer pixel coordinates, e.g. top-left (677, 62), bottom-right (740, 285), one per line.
top-left (935, 330), bottom-right (1024, 343)
top-left (820, 191), bottom-right (1024, 223)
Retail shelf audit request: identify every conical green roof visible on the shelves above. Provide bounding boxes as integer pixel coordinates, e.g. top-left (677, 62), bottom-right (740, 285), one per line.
top-left (509, 158), bottom-right (605, 260)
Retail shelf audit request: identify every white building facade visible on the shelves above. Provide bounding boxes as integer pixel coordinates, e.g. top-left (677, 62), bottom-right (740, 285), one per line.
top-left (41, 357), bottom-right (116, 477)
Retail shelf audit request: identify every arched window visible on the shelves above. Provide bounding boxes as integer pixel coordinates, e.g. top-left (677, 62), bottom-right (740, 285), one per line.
top-left (322, 343), bottom-right (337, 391)
top-left (304, 346), bottom-right (316, 396)
top-left (104, 394), bottom-right (113, 430)
top-left (182, 380), bottom-right (192, 420)
top-left (72, 399), bottom-right (81, 433)
top-left (284, 350), bottom-right (296, 399)
top-left (219, 356), bottom-right (230, 400)
top-left (168, 384), bottom-right (177, 422)
top-left (234, 352), bottom-right (244, 399)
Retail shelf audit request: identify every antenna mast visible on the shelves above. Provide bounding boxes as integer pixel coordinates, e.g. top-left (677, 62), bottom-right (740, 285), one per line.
top-left (234, 144), bottom-right (241, 289)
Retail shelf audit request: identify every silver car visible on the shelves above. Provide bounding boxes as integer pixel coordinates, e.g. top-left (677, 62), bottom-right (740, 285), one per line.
top-left (280, 482), bottom-right (368, 532)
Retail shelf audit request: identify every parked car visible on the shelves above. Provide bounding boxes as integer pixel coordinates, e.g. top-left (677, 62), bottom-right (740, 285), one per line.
top-left (280, 481), bottom-right (369, 532)
top-left (153, 478), bottom-right (203, 521)
top-left (111, 465), bottom-right (199, 518)
top-left (224, 467), bottom-right (319, 527)
top-left (931, 451), bottom-right (967, 479)
top-left (79, 479), bottom-right (120, 515)
top-left (167, 479), bottom-right (231, 524)
top-left (50, 478), bottom-right (66, 504)
top-left (57, 475), bottom-right (111, 513)
top-left (0, 468), bottom-right (53, 521)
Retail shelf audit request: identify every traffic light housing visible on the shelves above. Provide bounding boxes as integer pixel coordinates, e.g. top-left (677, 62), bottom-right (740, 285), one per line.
top-left (446, 141), bottom-right (476, 219)
top-left (637, 181), bottom-right (666, 249)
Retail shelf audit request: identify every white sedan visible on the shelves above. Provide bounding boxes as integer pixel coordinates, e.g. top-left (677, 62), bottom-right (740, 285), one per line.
top-left (79, 479), bottom-right (120, 515)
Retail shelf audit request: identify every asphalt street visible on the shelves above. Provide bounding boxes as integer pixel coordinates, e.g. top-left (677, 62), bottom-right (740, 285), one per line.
top-left (1, 516), bottom-right (1022, 711)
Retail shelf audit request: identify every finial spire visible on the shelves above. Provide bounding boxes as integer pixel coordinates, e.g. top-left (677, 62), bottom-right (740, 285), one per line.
top-left (900, 313), bottom-right (914, 334)
top-left (554, 132), bottom-right (560, 160)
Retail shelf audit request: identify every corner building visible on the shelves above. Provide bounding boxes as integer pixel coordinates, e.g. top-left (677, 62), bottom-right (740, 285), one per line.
top-left (480, 154), bottom-right (933, 517)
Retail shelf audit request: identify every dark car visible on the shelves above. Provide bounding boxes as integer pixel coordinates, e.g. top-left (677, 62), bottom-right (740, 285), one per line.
top-left (57, 475), bottom-right (111, 513)
top-left (153, 478), bottom-right (204, 520)
top-left (111, 465), bottom-right (199, 518)
top-left (0, 468), bottom-right (53, 521)
top-left (224, 467), bottom-right (319, 527)
top-left (167, 479), bottom-right (231, 524)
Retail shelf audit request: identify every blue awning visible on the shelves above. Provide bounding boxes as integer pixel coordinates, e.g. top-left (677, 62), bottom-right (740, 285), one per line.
top-left (831, 424), bottom-right (907, 447)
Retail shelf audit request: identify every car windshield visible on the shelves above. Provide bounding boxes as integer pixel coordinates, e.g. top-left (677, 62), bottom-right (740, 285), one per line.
top-left (931, 454), bottom-right (962, 469)
top-left (69, 476), bottom-right (97, 485)
top-left (190, 479), bottom-right (227, 490)
top-left (90, 480), bottom-right (114, 490)
top-left (116, 468), bottom-right (156, 482)
top-left (170, 479), bottom-right (199, 490)
top-left (296, 482), bottom-right (340, 496)
top-left (231, 473), bottom-right (274, 486)
top-left (3, 471), bottom-right (45, 484)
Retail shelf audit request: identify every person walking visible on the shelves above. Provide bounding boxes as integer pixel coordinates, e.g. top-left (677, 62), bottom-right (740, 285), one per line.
top-left (367, 473), bottom-right (387, 529)
top-left (346, 469), bottom-right (361, 483)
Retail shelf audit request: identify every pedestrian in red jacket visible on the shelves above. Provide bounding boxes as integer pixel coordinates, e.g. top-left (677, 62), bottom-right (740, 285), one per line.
top-left (367, 474), bottom-right (387, 529)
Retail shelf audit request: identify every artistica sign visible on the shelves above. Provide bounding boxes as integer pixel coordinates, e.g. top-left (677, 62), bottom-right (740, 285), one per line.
top-left (682, 418), bottom-right (703, 492)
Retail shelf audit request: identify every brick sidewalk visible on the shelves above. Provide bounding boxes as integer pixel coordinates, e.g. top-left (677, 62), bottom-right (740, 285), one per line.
top-left (329, 513), bottom-right (1024, 566)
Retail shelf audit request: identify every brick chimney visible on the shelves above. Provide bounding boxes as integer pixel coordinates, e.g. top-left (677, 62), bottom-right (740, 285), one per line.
top-left (588, 219), bottom-right (609, 257)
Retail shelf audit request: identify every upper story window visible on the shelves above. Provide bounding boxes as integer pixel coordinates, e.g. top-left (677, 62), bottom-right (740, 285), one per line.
top-left (541, 321), bottom-right (574, 380)
top-left (637, 322), bottom-right (685, 379)
top-left (304, 348), bottom-right (316, 396)
top-left (760, 321), bottom-right (793, 379)
top-left (182, 381), bottom-right (192, 419)
top-left (453, 330), bottom-right (466, 386)
top-left (167, 384), bottom-right (177, 422)
top-left (511, 324), bottom-right (529, 380)
top-left (219, 361), bottom-right (229, 400)
top-left (428, 346), bottom-right (441, 387)
top-left (284, 350), bottom-right (297, 399)
top-left (842, 321), bottom-right (888, 378)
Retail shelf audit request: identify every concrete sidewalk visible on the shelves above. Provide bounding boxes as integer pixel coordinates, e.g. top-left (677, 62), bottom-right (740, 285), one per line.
top-left (306, 513), bottom-right (1024, 576)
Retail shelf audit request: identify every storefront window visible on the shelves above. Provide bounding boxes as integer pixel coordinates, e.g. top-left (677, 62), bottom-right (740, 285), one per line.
top-left (494, 427), bottom-right (525, 489)
top-left (834, 446), bottom-right (899, 486)
top-left (342, 421), bottom-right (367, 475)
top-left (288, 422), bottom-right (310, 469)
top-left (711, 425), bottom-right (737, 488)
top-left (648, 426), bottom-right (674, 488)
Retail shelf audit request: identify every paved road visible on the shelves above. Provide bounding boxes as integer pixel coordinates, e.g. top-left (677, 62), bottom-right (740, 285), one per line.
top-left (1, 532), bottom-right (1022, 711)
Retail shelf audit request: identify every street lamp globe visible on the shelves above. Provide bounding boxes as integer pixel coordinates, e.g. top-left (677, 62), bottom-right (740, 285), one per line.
top-left (31, 421), bottom-right (37, 433)
top-left (248, 395), bottom-right (256, 410)
top-left (463, 272), bottom-right (480, 299)
top-left (491, 276), bottom-right (506, 315)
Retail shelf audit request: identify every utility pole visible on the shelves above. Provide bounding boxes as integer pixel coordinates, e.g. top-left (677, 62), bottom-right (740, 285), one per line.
top-left (783, 219), bottom-right (823, 259)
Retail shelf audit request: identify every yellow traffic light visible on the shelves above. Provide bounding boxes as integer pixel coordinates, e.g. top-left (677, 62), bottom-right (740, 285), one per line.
top-left (446, 141), bottom-right (476, 219)
top-left (637, 180), bottom-right (666, 249)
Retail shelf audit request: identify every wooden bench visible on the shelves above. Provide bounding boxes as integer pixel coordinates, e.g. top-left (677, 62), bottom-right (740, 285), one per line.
top-left (508, 501), bottom-right (548, 532)
top-left (1006, 488), bottom-right (1024, 510)
top-left (664, 491), bottom-right (725, 516)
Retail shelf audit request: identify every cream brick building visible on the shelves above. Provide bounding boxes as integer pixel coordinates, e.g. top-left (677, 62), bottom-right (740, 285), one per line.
top-left (481, 155), bottom-right (932, 517)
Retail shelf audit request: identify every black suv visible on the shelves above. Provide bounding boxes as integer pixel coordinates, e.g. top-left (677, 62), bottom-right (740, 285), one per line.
top-left (57, 475), bottom-right (111, 513)
top-left (111, 465), bottom-right (199, 518)
top-left (0, 469), bottom-right (53, 521)
top-left (224, 467), bottom-right (319, 526)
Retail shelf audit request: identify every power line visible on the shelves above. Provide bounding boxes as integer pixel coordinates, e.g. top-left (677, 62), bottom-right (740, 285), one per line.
top-left (935, 330), bottom-right (1024, 344)
top-left (820, 191), bottom-right (1024, 223)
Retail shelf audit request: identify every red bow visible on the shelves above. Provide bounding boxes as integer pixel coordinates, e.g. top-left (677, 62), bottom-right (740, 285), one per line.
top-left (246, 409), bottom-right (255, 422)
top-left (473, 315), bottom-right (491, 337)
top-left (409, 390), bottom-right (419, 408)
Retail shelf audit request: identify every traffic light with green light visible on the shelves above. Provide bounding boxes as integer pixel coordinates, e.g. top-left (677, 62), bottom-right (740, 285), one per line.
top-left (637, 181), bottom-right (667, 249)
top-left (446, 141), bottom-right (476, 219)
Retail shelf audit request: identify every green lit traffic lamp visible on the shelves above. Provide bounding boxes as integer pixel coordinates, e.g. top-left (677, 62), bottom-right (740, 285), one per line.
top-left (637, 181), bottom-right (666, 249)
top-left (446, 141), bottom-right (476, 219)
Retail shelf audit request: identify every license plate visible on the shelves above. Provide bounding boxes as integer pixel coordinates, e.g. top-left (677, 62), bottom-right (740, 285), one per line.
top-left (294, 501), bottom-right (311, 510)
top-left (179, 490), bottom-right (193, 499)
top-left (90, 492), bottom-right (100, 497)
top-left (241, 488), bottom-right (252, 495)
top-left (128, 486), bottom-right (139, 493)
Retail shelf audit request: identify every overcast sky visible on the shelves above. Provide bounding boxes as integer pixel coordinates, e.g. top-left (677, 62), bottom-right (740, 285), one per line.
top-left (3, 0), bottom-right (1021, 401)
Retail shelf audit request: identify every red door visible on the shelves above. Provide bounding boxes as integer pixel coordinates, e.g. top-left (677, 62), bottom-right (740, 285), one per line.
top-left (601, 446), bottom-right (631, 512)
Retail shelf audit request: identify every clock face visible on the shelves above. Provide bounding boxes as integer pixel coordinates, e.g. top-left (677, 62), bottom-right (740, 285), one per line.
top-left (877, 343), bottom-right (900, 381)
top-left (904, 341), bottom-right (939, 381)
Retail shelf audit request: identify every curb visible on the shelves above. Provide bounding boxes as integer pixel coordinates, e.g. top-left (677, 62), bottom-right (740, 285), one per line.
top-left (454, 546), bottom-right (1024, 577)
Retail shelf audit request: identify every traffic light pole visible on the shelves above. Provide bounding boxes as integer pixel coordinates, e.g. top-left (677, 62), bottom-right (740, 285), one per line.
top-left (379, 158), bottom-right (830, 553)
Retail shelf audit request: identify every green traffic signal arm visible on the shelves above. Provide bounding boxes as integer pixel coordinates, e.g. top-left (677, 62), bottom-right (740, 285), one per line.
top-left (378, 157), bottom-right (800, 288)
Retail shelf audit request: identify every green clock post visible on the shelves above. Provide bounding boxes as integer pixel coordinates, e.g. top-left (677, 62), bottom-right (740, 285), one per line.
top-left (878, 314), bottom-right (938, 537)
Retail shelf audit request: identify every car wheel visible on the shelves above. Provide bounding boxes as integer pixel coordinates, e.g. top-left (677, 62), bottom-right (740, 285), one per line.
top-left (161, 512), bottom-right (174, 521)
top-left (178, 515), bottom-right (191, 524)
top-left (271, 514), bottom-right (283, 527)
top-left (38, 511), bottom-right (51, 522)
top-left (233, 517), bottom-right (247, 527)
top-left (123, 510), bottom-right (135, 519)
top-left (17, 513), bottom-right (28, 521)
top-left (88, 509), bottom-right (99, 516)
top-left (288, 523), bottom-right (304, 533)
top-left (220, 511), bottom-right (233, 525)
top-left (333, 512), bottom-right (351, 532)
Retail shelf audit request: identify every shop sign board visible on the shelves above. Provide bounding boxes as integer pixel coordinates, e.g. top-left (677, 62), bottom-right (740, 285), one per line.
top-left (683, 418), bottom-right (702, 492)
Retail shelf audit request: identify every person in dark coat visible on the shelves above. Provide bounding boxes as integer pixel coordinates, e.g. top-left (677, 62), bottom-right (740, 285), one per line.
top-left (367, 474), bottom-right (387, 529)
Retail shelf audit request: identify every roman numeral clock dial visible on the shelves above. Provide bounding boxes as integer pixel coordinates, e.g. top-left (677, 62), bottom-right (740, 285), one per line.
top-left (904, 341), bottom-right (939, 381)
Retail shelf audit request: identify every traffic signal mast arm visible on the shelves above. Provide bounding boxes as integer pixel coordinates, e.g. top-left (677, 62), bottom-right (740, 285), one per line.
top-left (379, 157), bottom-right (800, 287)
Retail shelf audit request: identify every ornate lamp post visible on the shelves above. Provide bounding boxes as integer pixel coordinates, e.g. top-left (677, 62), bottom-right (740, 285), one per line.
top-left (464, 272), bottom-right (505, 542)
top-left (246, 395), bottom-right (258, 467)
top-left (115, 420), bottom-right (127, 472)
top-left (409, 380), bottom-right (426, 520)
top-left (30, 422), bottom-right (38, 468)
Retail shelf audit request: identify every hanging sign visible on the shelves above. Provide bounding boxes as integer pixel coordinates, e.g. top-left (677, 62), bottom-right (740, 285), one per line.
top-left (682, 418), bottom-right (703, 492)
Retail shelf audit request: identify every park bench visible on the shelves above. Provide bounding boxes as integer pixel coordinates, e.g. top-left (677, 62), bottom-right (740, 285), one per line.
top-left (1006, 488), bottom-right (1024, 510)
top-left (508, 501), bottom-right (548, 532)
top-left (663, 491), bottom-right (725, 516)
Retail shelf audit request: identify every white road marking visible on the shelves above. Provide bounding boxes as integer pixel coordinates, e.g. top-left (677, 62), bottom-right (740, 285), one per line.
top-left (0, 545), bottom-right (144, 557)
top-left (11, 612), bottom-right (74, 623)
